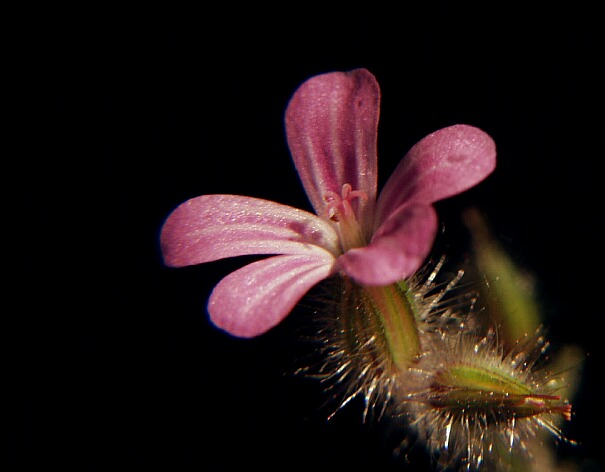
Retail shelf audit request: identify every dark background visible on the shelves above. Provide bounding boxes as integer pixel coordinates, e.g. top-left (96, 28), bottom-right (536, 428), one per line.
top-left (14, 5), bottom-right (604, 471)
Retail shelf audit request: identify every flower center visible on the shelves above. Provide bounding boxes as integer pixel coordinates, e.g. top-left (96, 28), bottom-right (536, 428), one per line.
top-left (324, 183), bottom-right (368, 253)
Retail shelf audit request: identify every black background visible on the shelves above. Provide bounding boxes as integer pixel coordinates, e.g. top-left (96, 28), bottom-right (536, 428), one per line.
top-left (14, 5), bottom-right (604, 471)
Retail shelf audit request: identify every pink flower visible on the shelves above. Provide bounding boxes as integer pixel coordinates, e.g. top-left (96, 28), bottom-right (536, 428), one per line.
top-left (160, 69), bottom-right (496, 338)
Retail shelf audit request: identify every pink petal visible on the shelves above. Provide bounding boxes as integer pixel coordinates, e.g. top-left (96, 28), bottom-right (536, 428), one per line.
top-left (375, 124), bottom-right (496, 226)
top-left (160, 194), bottom-right (340, 267)
top-left (337, 204), bottom-right (438, 285)
top-left (285, 68), bottom-right (380, 227)
top-left (208, 254), bottom-right (335, 338)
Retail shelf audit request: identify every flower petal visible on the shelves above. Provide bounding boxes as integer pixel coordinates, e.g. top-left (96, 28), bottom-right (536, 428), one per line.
top-left (285, 68), bottom-right (379, 225)
top-left (160, 194), bottom-right (339, 267)
top-left (375, 124), bottom-right (496, 226)
top-left (337, 204), bottom-right (438, 285)
top-left (208, 254), bottom-right (334, 338)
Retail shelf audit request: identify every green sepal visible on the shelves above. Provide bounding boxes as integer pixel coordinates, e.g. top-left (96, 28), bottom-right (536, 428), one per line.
top-left (428, 363), bottom-right (571, 420)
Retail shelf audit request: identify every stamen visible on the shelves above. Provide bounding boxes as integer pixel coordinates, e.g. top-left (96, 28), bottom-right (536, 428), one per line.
top-left (323, 184), bottom-right (368, 221)
top-left (322, 183), bottom-right (369, 251)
